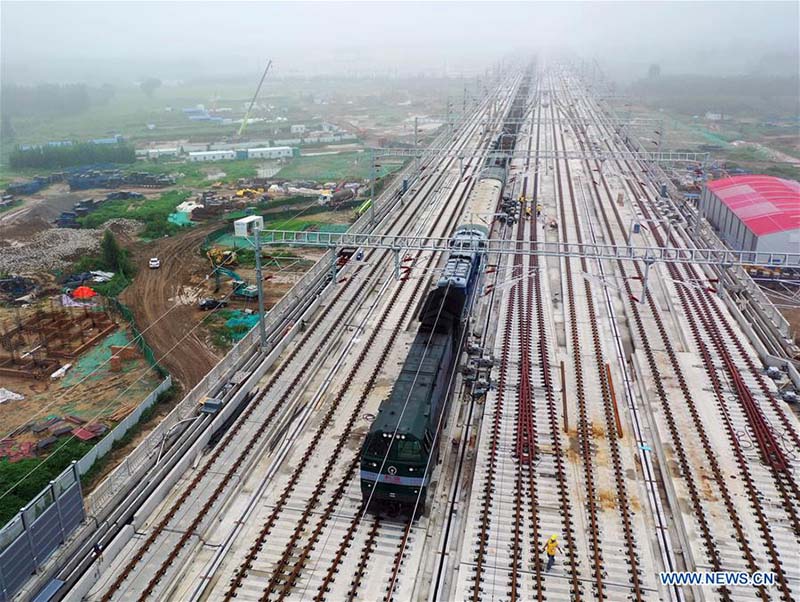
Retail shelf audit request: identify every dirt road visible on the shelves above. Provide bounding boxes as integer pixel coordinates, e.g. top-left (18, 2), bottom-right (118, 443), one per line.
top-left (121, 225), bottom-right (221, 390)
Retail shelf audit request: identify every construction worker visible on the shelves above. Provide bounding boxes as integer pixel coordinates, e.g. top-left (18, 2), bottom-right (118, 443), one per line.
top-left (542, 534), bottom-right (562, 571)
top-left (536, 203), bottom-right (543, 218)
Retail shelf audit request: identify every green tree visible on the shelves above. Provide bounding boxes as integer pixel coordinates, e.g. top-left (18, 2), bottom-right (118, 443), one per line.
top-left (100, 230), bottom-right (132, 277)
top-left (9, 141), bottom-right (135, 169)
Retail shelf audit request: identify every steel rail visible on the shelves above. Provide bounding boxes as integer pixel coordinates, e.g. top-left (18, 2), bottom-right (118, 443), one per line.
top-left (217, 79), bottom-right (518, 602)
top-left (581, 93), bottom-right (798, 600)
top-left (551, 74), bottom-right (647, 600)
top-left (564, 71), bottom-right (775, 601)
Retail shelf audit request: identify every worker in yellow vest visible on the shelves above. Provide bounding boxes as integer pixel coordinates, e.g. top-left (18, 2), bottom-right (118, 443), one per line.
top-left (542, 534), bottom-right (562, 571)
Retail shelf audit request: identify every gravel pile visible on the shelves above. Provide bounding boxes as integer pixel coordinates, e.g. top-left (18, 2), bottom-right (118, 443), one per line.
top-left (106, 218), bottom-right (144, 237)
top-left (0, 228), bottom-right (104, 273)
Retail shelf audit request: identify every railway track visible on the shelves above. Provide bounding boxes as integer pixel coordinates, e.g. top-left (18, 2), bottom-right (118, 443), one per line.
top-left (81, 63), bottom-right (800, 602)
top-left (217, 88), bottom-right (517, 602)
top-left (89, 79), bottom-right (517, 601)
top-left (464, 75), bottom-right (585, 602)
top-left (559, 68), bottom-right (800, 600)
top-left (156, 76), bottom-right (524, 602)
top-left (549, 70), bottom-right (648, 601)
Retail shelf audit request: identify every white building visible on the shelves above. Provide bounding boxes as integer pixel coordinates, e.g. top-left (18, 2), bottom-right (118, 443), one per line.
top-left (290, 124), bottom-right (307, 135)
top-left (188, 150), bottom-right (236, 162)
top-left (247, 146), bottom-right (294, 160)
top-left (147, 147), bottom-right (179, 159)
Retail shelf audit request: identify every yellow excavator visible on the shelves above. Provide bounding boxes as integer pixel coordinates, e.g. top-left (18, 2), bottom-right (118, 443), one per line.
top-left (207, 247), bottom-right (238, 268)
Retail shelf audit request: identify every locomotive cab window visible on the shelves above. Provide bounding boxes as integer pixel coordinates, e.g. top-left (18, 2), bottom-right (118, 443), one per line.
top-left (394, 439), bottom-right (422, 461)
top-left (366, 434), bottom-right (389, 457)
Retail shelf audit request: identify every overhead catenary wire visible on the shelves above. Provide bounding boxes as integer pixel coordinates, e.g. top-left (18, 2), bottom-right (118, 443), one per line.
top-left (353, 101), bottom-right (504, 528)
top-left (294, 112), bottom-right (504, 602)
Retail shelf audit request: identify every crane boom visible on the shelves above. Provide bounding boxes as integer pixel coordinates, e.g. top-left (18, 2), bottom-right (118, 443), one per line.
top-left (238, 59), bottom-right (272, 137)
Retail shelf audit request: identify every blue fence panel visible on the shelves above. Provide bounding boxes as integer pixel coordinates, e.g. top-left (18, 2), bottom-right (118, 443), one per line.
top-left (0, 534), bottom-right (35, 601)
top-left (29, 503), bottom-right (62, 564)
top-left (57, 485), bottom-right (85, 535)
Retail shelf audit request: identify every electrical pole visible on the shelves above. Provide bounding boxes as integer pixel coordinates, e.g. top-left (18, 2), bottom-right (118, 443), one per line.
top-left (414, 117), bottom-right (419, 175)
top-left (370, 149), bottom-right (376, 224)
top-left (253, 227), bottom-right (267, 349)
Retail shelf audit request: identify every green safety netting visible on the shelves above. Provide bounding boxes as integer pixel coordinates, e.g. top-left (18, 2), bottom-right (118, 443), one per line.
top-left (167, 212), bottom-right (194, 227)
top-left (224, 311), bottom-right (260, 341)
top-left (61, 330), bottom-right (130, 386)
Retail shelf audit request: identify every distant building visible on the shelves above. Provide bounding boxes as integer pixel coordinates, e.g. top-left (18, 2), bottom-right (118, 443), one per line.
top-left (188, 150), bottom-right (236, 162)
top-left (290, 124), bottom-right (307, 134)
top-left (146, 147), bottom-right (179, 159)
top-left (91, 134), bottom-right (124, 145)
top-left (247, 146), bottom-right (296, 160)
top-left (700, 175), bottom-right (800, 254)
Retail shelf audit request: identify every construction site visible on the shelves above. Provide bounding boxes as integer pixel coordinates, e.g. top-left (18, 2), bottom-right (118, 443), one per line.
top-left (0, 298), bottom-right (160, 463)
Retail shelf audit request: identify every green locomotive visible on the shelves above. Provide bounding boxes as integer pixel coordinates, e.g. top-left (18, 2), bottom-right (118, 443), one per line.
top-left (360, 224), bottom-right (489, 513)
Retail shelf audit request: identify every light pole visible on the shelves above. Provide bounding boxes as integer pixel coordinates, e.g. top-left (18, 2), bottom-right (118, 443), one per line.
top-left (234, 216), bottom-right (268, 350)
top-left (369, 149), bottom-right (376, 225)
top-left (414, 117), bottom-right (419, 176)
top-left (253, 226), bottom-right (267, 349)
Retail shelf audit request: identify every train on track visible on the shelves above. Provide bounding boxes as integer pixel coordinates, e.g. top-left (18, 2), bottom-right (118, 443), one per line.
top-left (358, 102), bottom-right (519, 515)
top-left (359, 223), bottom-right (490, 512)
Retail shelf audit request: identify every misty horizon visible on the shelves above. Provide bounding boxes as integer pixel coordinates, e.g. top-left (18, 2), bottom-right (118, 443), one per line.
top-left (2, 1), bottom-right (799, 86)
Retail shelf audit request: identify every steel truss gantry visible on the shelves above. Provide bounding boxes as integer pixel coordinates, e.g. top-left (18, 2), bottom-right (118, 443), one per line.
top-left (373, 147), bottom-right (709, 164)
top-left (260, 229), bottom-right (800, 269)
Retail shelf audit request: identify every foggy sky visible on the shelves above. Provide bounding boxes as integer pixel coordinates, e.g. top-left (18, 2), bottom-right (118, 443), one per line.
top-left (2, 1), bottom-right (798, 84)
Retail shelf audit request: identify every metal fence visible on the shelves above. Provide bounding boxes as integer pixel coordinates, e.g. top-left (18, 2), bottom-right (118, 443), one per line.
top-left (0, 464), bottom-right (83, 602)
top-left (75, 377), bottom-right (172, 476)
top-left (0, 375), bottom-right (170, 602)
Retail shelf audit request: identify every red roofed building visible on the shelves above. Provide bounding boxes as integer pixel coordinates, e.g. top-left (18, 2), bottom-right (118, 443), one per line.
top-left (700, 175), bottom-right (800, 254)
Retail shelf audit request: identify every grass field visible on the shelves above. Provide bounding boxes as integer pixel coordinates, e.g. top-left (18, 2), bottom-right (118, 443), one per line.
top-left (610, 101), bottom-right (800, 181)
top-left (127, 159), bottom-right (259, 187)
top-left (79, 189), bottom-right (191, 238)
top-left (276, 151), bottom-right (403, 181)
